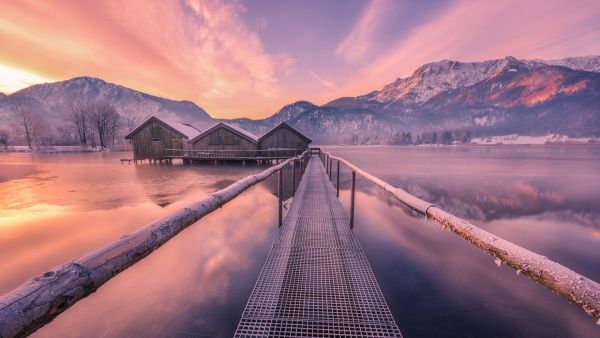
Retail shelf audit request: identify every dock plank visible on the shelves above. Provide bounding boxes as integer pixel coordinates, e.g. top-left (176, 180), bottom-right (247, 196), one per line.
top-left (234, 157), bottom-right (402, 337)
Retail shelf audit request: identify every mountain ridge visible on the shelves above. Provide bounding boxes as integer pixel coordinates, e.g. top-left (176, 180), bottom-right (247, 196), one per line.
top-left (0, 76), bottom-right (213, 133)
top-left (238, 56), bottom-right (600, 143)
top-left (1, 55), bottom-right (599, 145)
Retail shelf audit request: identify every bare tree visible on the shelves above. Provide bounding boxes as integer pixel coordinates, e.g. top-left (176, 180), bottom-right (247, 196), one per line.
top-left (108, 112), bottom-right (121, 147)
top-left (123, 111), bottom-right (137, 132)
top-left (56, 125), bottom-right (77, 145)
top-left (88, 101), bottom-right (120, 149)
top-left (0, 128), bottom-right (10, 150)
top-left (69, 98), bottom-right (89, 147)
top-left (10, 100), bottom-right (45, 151)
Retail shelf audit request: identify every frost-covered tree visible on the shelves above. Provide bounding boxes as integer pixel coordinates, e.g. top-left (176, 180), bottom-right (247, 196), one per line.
top-left (87, 101), bottom-right (120, 149)
top-left (10, 100), bottom-right (45, 150)
top-left (69, 98), bottom-right (89, 146)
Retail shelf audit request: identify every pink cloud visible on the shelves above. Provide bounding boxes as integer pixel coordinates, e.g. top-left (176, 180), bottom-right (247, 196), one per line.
top-left (335, 0), bottom-right (393, 63)
top-left (330, 0), bottom-right (600, 100)
top-left (309, 70), bottom-right (334, 88)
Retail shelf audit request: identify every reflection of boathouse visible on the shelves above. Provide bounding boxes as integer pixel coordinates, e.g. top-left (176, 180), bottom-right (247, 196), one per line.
top-left (126, 116), bottom-right (311, 163)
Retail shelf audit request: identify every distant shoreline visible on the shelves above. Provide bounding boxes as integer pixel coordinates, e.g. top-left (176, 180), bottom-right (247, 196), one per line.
top-left (0, 145), bottom-right (132, 153)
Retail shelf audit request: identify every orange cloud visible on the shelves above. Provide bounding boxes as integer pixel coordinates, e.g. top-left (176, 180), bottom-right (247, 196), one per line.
top-left (0, 0), bottom-right (295, 118)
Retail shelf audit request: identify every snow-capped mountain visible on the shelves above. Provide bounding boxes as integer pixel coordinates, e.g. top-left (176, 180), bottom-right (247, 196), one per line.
top-left (539, 56), bottom-right (600, 73)
top-left (0, 76), bottom-right (213, 130)
top-left (232, 56), bottom-right (599, 144)
top-left (328, 56), bottom-right (600, 108)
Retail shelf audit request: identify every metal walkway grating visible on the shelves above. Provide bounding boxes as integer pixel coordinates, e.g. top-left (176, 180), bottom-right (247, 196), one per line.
top-left (234, 157), bottom-right (402, 337)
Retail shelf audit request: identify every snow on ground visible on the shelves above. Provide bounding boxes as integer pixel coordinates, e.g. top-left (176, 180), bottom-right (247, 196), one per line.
top-left (470, 134), bottom-right (598, 145)
top-left (1, 146), bottom-right (103, 153)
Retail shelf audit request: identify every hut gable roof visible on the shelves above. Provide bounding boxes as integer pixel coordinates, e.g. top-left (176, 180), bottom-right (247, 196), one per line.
top-left (124, 116), bottom-right (201, 140)
top-left (259, 122), bottom-right (312, 143)
top-left (190, 122), bottom-right (259, 144)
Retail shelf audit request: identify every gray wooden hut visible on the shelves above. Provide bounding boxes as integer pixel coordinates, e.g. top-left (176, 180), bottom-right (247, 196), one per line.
top-left (124, 116), bottom-right (200, 161)
top-left (189, 122), bottom-right (259, 158)
top-left (259, 122), bottom-right (311, 157)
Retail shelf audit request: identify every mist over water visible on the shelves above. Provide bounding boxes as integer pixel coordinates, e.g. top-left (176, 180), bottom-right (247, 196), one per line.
top-left (1, 146), bottom-right (599, 337)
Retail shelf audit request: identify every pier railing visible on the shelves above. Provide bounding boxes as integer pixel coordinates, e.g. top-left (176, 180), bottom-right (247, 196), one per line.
top-left (164, 148), bottom-right (306, 159)
top-left (317, 148), bottom-right (600, 323)
top-left (0, 150), bottom-right (310, 337)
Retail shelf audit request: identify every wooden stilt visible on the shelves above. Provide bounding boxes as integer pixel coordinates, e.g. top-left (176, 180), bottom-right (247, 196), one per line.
top-left (278, 169), bottom-right (283, 227)
top-left (350, 170), bottom-right (355, 229)
top-left (292, 160), bottom-right (296, 196)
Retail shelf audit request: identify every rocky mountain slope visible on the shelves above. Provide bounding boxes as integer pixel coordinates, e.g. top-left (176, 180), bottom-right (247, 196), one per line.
top-left (241, 56), bottom-right (600, 143)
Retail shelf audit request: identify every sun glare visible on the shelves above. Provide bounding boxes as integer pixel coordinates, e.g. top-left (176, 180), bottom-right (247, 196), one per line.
top-left (0, 65), bottom-right (52, 94)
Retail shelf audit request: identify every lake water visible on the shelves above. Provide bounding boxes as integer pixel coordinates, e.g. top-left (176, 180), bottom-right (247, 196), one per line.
top-left (1, 146), bottom-right (599, 337)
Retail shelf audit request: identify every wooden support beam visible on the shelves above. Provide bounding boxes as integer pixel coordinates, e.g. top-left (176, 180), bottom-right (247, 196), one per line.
top-left (350, 170), bottom-right (355, 229)
top-left (292, 160), bottom-right (296, 196)
top-left (278, 169), bottom-right (283, 227)
top-left (336, 160), bottom-right (340, 198)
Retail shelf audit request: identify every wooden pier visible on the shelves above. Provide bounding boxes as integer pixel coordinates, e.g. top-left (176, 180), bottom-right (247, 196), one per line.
top-left (2, 149), bottom-right (599, 337)
top-left (235, 157), bottom-right (402, 337)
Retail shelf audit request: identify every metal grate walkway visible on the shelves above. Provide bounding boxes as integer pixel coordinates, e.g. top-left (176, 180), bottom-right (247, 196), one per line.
top-left (235, 157), bottom-right (402, 337)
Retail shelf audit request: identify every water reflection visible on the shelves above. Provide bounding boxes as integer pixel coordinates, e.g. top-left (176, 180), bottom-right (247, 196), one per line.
top-left (3, 147), bottom-right (599, 337)
top-left (0, 152), bottom-right (263, 294)
top-left (328, 145), bottom-right (600, 337)
top-left (348, 191), bottom-right (600, 337)
top-left (33, 184), bottom-right (278, 338)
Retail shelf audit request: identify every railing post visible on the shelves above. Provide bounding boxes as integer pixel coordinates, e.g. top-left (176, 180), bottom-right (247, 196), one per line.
top-left (329, 157), bottom-right (332, 181)
top-left (292, 160), bottom-right (296, 196)
top-left (336, 160), bottom-right (340, 198)
top-left (278, 168), bottom-right (283, 227)
top-left (350, 170), bottom-right (355, 229)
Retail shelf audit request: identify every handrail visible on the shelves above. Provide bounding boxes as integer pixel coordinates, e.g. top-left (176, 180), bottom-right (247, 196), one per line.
top-left (164, 148), bottom-right (304, 153)
top-left (319, 149), bottom-right (600, 323)
top-left (0, 150), bottom-right (310, 337)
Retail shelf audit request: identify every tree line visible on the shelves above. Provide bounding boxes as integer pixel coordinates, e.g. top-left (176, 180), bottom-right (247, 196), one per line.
top-left (0, 98), bottom-right (137, 151)
top-left (388, 130), bottom-right (472, 145)
top-left (343, 129), bottom-right (473, 145)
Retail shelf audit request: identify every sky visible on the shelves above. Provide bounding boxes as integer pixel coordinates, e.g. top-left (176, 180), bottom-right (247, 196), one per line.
top-left (1, 0), bottom-right (599, 119)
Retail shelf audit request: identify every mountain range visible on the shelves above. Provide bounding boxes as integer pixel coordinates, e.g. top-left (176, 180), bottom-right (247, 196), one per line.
top-left (1, 56), bottom-right (599, 144)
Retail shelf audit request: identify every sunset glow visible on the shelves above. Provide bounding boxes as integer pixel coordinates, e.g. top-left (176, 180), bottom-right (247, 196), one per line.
top-left (0, 65), bottom-right (53, 94)
top-left (1, 0), bottom-right (599, 118)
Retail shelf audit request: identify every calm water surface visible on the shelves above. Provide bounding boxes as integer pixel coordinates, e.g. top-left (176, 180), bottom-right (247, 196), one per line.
top-left (1, 146), bottom-right (599, 337)
top-left (330, 145), bottom-right (600, 338)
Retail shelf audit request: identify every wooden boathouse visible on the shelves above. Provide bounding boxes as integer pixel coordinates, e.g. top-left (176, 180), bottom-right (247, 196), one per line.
top-left (127, 116), bottom-right (312, 163)
top-left (259, 122), bottom-right (312, 157)
top-left (124, 116), bottom-right (200, 163)
top-left (189, 122), bottom-right (260, 158)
